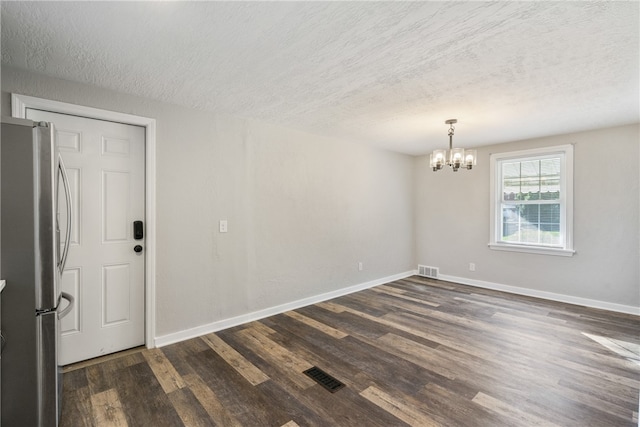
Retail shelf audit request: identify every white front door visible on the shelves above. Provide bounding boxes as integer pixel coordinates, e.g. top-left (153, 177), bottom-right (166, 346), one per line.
top-left (27, 109), bottom-right (146, 365)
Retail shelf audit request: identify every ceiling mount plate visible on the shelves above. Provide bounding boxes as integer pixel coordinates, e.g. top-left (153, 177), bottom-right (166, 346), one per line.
top-left (445, 119), bottom-right (457, 125)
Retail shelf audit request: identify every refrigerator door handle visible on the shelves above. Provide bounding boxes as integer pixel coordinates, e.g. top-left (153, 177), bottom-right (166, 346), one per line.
top-left (58, 154), bottom-right (72, 273)
top-left (58, 292), bottom-right (75, 320)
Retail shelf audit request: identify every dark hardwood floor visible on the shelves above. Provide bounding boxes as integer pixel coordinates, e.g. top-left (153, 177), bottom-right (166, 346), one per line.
top-left (60, 276), bottom-right (640, 426)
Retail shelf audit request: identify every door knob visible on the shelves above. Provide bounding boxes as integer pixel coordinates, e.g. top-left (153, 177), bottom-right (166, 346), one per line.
top-left (134, 245), bottom-right (143, 253)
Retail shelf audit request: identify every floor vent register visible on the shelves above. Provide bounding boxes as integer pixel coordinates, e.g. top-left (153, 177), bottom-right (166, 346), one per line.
top-left (303, 366), bottom-right (345, 393)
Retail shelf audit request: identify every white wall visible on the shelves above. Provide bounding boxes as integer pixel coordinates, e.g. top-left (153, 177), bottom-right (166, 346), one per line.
top-left (2, 65), bottom-right (636, 345)
top-left (1, 66), bottom-right (415, 339)
top-left (415, 124), bottom-right (640, 308)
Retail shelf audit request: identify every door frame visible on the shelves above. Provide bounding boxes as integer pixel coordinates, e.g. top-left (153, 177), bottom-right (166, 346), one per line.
top-left (12, 93), bottom-right (157, 349)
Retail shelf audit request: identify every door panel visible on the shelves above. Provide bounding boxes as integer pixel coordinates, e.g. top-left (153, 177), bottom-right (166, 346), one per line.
top-left (103, 170), bottom-right (130, 242)
top-left (26, 108), bottom-right (145, 365)
top-left (102, 263), bottom-right (131, 326)
top-left (56, 128), bottom-right (81, 153)
top-left (59, 167), bottom-right (81, 246)
top-left (60, 267), bottom-right (81, 335)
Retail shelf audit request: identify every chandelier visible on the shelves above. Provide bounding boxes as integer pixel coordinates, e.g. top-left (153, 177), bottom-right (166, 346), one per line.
top-left (430, 119), bottom-right (477, 172)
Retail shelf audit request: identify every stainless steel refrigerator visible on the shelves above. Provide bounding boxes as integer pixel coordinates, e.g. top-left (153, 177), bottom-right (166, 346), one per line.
top-left (1, 116), bottom-right (74, 426)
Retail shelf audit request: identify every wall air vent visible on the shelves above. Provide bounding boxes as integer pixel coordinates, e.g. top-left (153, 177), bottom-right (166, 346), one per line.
top-left (418, 265), bottom-right (439, 279)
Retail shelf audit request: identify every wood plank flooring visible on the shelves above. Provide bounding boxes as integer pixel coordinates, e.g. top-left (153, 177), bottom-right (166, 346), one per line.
top-left (60, 276), bottom-right (640, 426)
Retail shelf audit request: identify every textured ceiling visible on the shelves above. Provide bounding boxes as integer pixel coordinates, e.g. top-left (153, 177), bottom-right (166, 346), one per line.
top-left (1, 1), bottom-right (638, 155)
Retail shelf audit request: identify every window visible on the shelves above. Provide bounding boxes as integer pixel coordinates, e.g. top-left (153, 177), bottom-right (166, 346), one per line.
top-left (489, 145), bottom-right (574, 256)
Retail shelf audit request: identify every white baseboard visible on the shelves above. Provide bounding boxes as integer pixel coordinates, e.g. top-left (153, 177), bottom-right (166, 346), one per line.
top-left (155, 270), bottom-right (637, 348)
top-left (439, 274), bottom-right (640, 316)
top-left (154, 270), bottom-right (417, 348)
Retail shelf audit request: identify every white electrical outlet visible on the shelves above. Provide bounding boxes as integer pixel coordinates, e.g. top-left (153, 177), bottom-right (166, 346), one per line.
top-left (219, 220), bottom-right (228, 233)
top-left (358, 262), bottom-right (363, 271)
top-left (469, 262), bottom-right (476, 272)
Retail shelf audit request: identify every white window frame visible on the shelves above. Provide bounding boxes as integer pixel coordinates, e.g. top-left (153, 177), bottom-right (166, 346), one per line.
top-left (489, 144), bottom-right (575, 257)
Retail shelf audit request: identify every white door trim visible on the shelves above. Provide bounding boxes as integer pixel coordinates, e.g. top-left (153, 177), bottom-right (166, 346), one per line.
top-left (12, 93), bottom-right (157, 349)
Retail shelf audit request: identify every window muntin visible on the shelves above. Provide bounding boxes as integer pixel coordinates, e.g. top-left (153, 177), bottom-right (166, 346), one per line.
top-left (490, 145), bottom-right (574, 256)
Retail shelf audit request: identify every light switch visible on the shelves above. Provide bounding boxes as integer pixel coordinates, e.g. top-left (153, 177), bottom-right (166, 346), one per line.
top-left (219, 220), bottom-right (228, 233)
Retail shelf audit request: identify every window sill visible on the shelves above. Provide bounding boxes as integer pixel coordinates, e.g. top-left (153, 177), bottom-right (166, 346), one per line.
top-left (488, 243), bottom-right (575, 257)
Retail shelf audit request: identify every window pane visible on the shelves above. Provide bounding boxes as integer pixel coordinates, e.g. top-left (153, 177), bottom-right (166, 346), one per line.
top-left (502, 205), bottom-right (519, 241)
top-left (502, 224), bottom-right (539, 244)
top-left (502, 162), bottom-right (520, 178)
top-left (520, 160), bottom-right (540, 177)
top-left (540, 204), bottom-right (560, 223)
top-left (503, 180), bottom-right (519, 201)
top-left (502, 204), bottom-right (535, 243)
top-left (521, 176), bottom-right (540, 200)
top-left (540, 223), bottom-right (561, 245)
top-left (540, 158), bottom-right (560, 176)
top-left (502, 162), bottom-right (520, 200)
top-left (540, 158), bottom-right (561, 199)
top-left (520, 204), bottom-right (539, 223)
top-left (521, 160), bottom-right (540, 199)
top-left (501, 203), bottom-right (561, 246)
